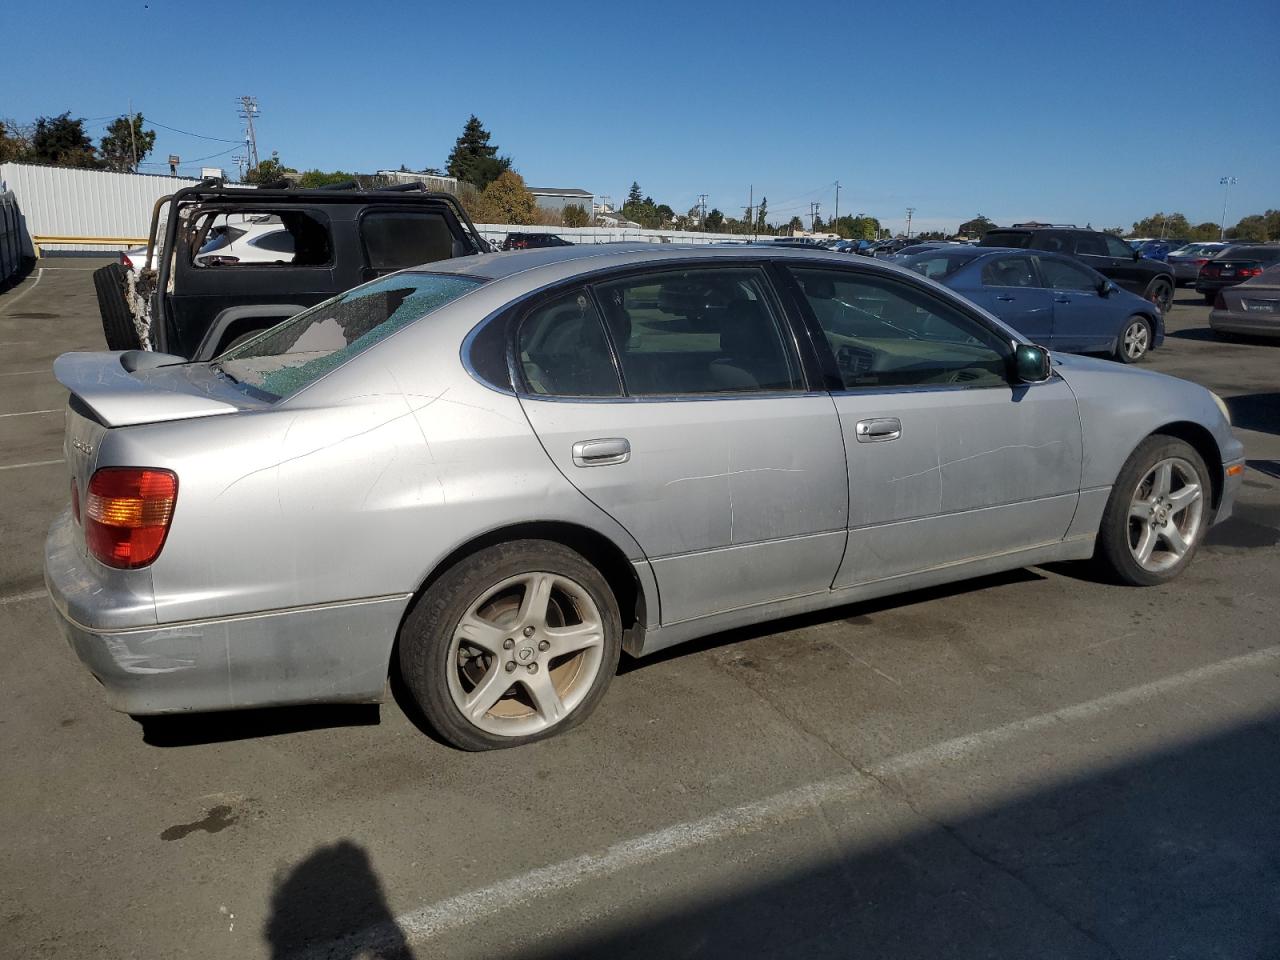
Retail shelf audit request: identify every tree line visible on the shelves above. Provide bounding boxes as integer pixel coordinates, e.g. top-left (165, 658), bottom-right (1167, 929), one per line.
top-left (1, 113), bottom-right (158, 173)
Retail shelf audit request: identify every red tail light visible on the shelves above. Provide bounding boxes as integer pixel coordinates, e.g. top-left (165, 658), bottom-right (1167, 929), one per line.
top-left (1201, 266), bottom-right (1219, 277)
top-left (84, 468), bottom-right (178, 569)
top-left (1214, 292), bottom-right (1226, 310)
top-left (1192, 258), bottom-right (1209, 267)
top-left (1238, 266), bottom-right (1262, 278)
top-left (120, 253), bottom-right (134, 269)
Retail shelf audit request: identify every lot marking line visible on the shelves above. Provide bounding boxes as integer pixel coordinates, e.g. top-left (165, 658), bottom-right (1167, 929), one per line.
top-left (0, 370), bottom-right (47, 378)
top-left (0, 408), bottom-right (59, 419)
top-left (296, 643), bottom-right (1280, 959)
top-left (0, 268), bottom-right (43, 315)
top-left (0, 458), bottom-right (64, 472)
top-left (0, 589), bottom-right (47, 606)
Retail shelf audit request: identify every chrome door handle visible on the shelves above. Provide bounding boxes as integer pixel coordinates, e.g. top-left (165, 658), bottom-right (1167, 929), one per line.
top-left (572, 438), bottom-right (630, 466)
top-left (995, 295), bottom-right (1015, 302)
top-left (855, 418), bottom-right (901, 443)
top-left (1054, 297), bottom-right (1071, 303)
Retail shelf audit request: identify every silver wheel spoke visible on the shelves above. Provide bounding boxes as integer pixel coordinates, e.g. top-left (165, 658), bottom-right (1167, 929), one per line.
top-left (455, 614), bottom-right (508, 655)
top-left (1162, 522), bottom-right (1189, 557)
top-left (1129, 500), bottom-right (1152, 521)
top-left (1134, 524), bottom-right (1158, 564)
top-left (516, 573), bottom-right (555, 630)
top-left (465, 664), bottom-right (514, 719)
top-left (1167, 484), bottom-right (1201, 514)
top-left (544, 622), bottom-right (604, 658)
top-left (521, 669), bottom-right (565, 724)
top-left (1151, 462), bottom-right (1173, 497)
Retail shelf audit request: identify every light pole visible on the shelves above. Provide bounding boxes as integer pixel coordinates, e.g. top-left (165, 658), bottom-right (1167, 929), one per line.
top-left (1219, 176), bottom-right (1237, 241)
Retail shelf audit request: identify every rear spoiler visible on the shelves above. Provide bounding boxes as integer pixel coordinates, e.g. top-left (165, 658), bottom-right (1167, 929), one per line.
top-left (52, 352), bottom-right (239, 427)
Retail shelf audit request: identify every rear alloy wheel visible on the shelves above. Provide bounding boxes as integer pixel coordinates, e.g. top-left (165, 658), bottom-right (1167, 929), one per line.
top-left (1143, 277), bottom-right (1173, 314)
top-left (1115, 316), bottom-right (1152, 363)
top-left (399, 540), bottom-right (621, 750)
top-left (1095, 437), bottom-right (1210, 586)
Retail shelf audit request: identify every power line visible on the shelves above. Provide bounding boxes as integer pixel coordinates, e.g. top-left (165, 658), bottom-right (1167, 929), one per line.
top-left (146, 119), bottom-right (242, 142)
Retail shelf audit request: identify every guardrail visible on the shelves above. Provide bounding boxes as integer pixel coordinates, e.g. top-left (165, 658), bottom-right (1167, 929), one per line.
top-left (33, 236), bottom-right (146, 257)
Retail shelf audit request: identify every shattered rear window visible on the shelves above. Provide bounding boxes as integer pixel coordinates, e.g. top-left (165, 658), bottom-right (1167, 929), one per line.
top-left (217, 272), bottom-right (483, 397)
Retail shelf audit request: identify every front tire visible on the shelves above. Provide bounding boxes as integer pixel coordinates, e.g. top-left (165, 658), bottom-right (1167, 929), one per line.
top-left (1143, 277), bottom-right (1173, 314)
top-left (1115, 316), bottom-right (1152, 363)
top-left (399, 540), bottom-right (622, 751)
top-left (1095, 436), bottom-right (1210, 586)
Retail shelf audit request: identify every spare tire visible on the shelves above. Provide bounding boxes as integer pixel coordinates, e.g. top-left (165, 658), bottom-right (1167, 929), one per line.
top-left (93, 262), bottom-right (142, 350)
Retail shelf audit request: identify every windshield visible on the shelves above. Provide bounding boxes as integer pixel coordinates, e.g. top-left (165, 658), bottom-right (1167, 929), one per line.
top-left (218, 272), bottom-right (484, 398)
top-left (899, 250), bottom-right (980, 280)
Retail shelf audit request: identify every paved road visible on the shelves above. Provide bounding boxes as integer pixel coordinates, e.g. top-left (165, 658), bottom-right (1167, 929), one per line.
top-left (2, 261), bottom-right (1277, 959)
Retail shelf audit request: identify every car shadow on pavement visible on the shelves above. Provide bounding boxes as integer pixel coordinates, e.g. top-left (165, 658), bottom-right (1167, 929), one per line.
top-left (618, 569), bottom-right (1046, 675)
top-left (137, 703), bottom-right (381, 747)
top-left (1226, 393), bottom-right (1280, 436)
top-left (264, 839), bottom-right (412, 959)
top-left (263, 713), bottom-right (1280, 959)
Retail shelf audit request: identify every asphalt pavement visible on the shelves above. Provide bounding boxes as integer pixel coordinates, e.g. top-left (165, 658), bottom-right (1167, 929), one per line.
top-left (1, 259), bottom-right (1277, 959)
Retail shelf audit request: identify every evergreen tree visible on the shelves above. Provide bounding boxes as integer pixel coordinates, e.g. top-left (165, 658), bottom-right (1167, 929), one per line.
top-left (445, 115), bottom-right (511, 190)
top-left (99, 113), bottom-right (156, 173)
top-left (31, 113), bottom-right (100, 168)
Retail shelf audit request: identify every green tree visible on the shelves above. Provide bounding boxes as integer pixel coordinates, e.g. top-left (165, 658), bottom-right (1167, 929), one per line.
top-left (244, 151), bottom-right (287, 185)
top-left (562, 203), bottom-right (589, 228)
top-left (0, 118), bottom-right (33, 163)
top-left (31, 113), bottom-right (100, 168)
top-left (704, 208), bottom-right (725, 232)
top-left (957, 215), bottom-right (997, 238)
top-left (1130, 212), bottom-right (1193, 239)
top-left (297, 169), bottom-right (356, 188)
top-left (473, 170), bottom-right (539, 224)
top-left (98, 113), bottom-right (156, 173)
top-left (1230, 215), bottom-right (1267, 243)
top-left (626, 181), bottom-right (643, 207)
top-left (1188, 222), bottom-right (1220, 241)
top-left (786, 215), bottom-right (803, 236)
top-left (445, 115), bottom-right (511, 191)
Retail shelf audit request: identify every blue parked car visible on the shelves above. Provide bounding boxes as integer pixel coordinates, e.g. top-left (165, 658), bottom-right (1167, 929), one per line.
top-left (898, 247), bottom-right (1164, 362)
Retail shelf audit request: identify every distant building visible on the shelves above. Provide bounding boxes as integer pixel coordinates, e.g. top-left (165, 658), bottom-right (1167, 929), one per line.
top-left (595, 210), bottom-right (641, 229)
top-left (527, 187), bottom-right (594, 216)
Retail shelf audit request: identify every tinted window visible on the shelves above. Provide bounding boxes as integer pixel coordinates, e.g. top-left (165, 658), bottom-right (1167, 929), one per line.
top-left (1103, 234), bottom-right (1135, 258)
top-left (980, 256), bottom-right (1037, 287)
top-left (219, 272), bottom-right (482, 398)
top-left (362, 212), bottom-right (455, 270)
top-left (980, 231), bottom-right (1031, 249)
top-left (1075, 233), bottom-right (1108, 256)
top-left (592, 268), bottom-right (800, 395)
top-left (517, 291), bottom-right (621, 397)
top-left (250, 230), bottom-right (295, 254)
top-left (1034, 231), bottom-right (1074, 254)
top-left (788, 267), bottom-right (1009, 390)
top-left (901, 250), bottom-right (979, 280)
top-left (1040, 258), bottom-right (1099, 291)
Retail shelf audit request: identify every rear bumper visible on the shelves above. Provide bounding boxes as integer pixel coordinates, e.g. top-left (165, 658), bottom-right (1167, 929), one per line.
top-left (1208, 309), bottom-right (1280, 338)
top-left (1195, 278), bottom-right (1239, 294)
top-left (45, 510), bottom-right (407, 715)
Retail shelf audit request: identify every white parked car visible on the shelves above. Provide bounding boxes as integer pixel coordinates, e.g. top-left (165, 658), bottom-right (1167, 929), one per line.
top-left (120, 215), bottom-right (295, 274)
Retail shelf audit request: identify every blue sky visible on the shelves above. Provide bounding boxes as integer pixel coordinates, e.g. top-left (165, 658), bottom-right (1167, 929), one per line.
top-left (4, 0), bottom-right (1277, 234)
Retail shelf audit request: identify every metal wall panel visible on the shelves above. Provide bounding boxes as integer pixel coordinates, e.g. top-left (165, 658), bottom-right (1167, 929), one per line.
top-left (0, 163), bottom-right (199, 254)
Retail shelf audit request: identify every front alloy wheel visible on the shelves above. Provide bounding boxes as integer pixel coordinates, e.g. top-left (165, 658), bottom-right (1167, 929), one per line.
top-left (1096, 436), bottom-right (1210, 586)
top-left (1117, 317), bottom-right (1152, 363)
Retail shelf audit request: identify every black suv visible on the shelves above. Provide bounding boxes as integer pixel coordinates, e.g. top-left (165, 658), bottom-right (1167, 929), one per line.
top-left (94, 181), bottom-right (488, 360)
top-left (979, 225), bottom-right (1175, 313)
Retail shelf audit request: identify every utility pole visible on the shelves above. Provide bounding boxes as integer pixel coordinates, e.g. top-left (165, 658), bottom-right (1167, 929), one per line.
top-left (237, 96), bottom-right (260, 170)
top-left (905, 206), bottom-right (916, 238)
top-left (697, 193), bottom-right (708, 230)
top-left (833, 181), bottom-right (840, 229)
top-left (232, 155), bottom-right (247, 181)
top-left (810, 201), bottom-right (821, 233)
top-left (127, 98), bottom-right (138, 172)
top-left (748, 185), bottom-right (754, 240)
top-left (1219, 176), bottom-right (1237, 241)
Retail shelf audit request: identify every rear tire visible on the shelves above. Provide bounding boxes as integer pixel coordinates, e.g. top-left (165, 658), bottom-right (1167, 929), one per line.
top-left (398, 540), bottom-right (622, 751)
top-left (1143, 277), bottom-right (1173, 314)
top-left (93, 263), bottom-right (141, 350)
top-left (1095, 436), bottom-right (1210, 587)
top-left (1203, 291), bottom-right (1216, 304)
top-left (1115, 316), bottom-right (1152, 363)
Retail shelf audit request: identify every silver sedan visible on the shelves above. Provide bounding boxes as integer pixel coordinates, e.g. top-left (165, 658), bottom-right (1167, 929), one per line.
top-left (45, 245), bottom-right (1245, 750)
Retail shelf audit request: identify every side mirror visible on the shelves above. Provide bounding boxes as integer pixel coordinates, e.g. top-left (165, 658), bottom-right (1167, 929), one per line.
top-left (1098, 278), bottom-right (1117, 296)
top-left (1132, 249), bottom-right (1142, 261)
top-left (1013, 343), bottom-right (1052, 383)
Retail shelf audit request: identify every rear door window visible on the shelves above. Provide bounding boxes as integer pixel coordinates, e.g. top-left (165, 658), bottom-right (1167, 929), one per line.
top-left (1074, 233), bottom-right (1108, 256)
top-left (980, 256), bottom-right (1038, 288)
top-left (1039, 258), bottom-right (1098, 291)
top-left (517, 291), bottom-right (622, 397)
top-left (1034, 231), bottom-right (1075, 254)
top-left (590, 267), bottom-right (801, 395)
top-left (361, 211), bottom-right (456, 271)
top-left (1103, 234), bottom-right (1136, 258)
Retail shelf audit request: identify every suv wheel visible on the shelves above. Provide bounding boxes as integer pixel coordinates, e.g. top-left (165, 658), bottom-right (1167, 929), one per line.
top-left (1116, 316), bottom-right (1152, 363)
top-left (1143, 277), bottom-right (1173, 314)
top-left (1095, 436), bottom-right (1210, 586)
top-left (399, 540), bottom-right (622, 750)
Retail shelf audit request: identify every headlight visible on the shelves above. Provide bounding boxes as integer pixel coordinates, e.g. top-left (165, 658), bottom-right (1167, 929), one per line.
top-left (1210, 391), bottom-right (1231, 425)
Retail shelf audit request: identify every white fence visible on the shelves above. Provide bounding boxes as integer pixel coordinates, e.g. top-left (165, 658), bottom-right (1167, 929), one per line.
top-left (0, 163), bottom-right (200, 254)
top-left (474, 223), bottom-right (757, 247)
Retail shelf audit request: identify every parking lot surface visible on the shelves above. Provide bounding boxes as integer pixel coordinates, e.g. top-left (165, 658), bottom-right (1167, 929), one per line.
top-left (2, 259), bottom-right (1278, 959)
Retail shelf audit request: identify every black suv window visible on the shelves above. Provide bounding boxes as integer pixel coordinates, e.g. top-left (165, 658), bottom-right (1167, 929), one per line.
top-left (788, 267), bottom-right (1010, 390)
top-left (362, 211), bottom-right (456, 271)
top-left (592, 268), bottom-right (800, 395)
top-left (1074, 233), bottom-right (1108, 256)
top-left (980, 231), bottom-right (1031, 249)
top-left (1035, 231), bottom-right (1075, 254)
top-left (1103, 234), bottom-right (1135, 258)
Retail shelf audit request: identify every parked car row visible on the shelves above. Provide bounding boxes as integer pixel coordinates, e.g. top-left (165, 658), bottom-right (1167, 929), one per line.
top-left (1193, 244), bottom-right (1280, 303)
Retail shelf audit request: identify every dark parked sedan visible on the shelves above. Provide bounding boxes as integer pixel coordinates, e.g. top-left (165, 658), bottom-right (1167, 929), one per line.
top-left (1167, 242), bottom-right (1230, 285)
top-left (1195, 245), bottom-right (1280, 302)
top-left (1209, 263), bottom-right (1280, 339)
top-left (900, 247), bottom-right (1164, 362)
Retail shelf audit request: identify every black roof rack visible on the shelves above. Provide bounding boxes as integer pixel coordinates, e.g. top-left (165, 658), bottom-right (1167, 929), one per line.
top-left (1010, 222), bottom-right (1079, 229)
top-left (316, 179), bottom-right (359, 191)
